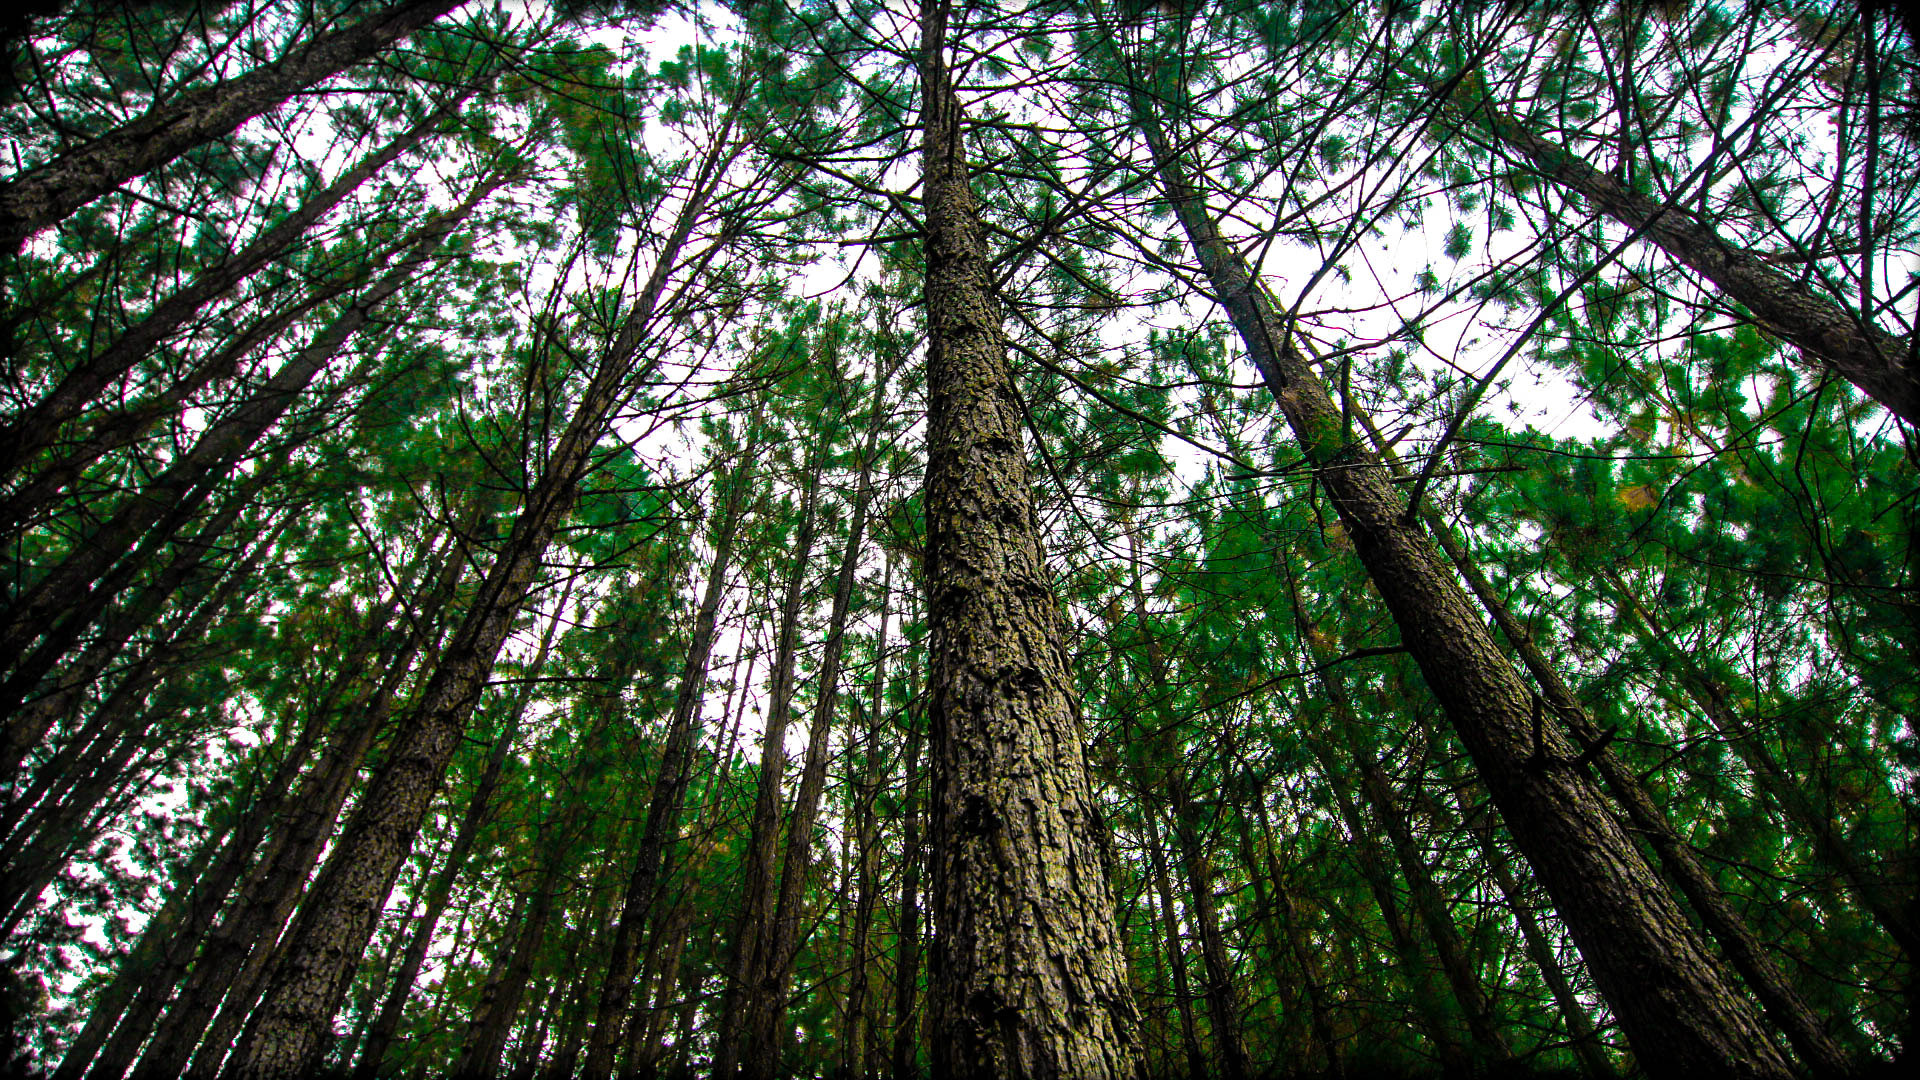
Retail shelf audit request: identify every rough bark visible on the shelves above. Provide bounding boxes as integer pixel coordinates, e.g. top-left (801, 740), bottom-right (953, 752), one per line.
top-left (1132, 90), bottom-right (1795, 1077)
top-left (1344, 402), bottom-right (1859, 1078)
top-left (0, 0), bottom-right (466, 252)
top-left (919, 3), bottom-right (1140, 1074)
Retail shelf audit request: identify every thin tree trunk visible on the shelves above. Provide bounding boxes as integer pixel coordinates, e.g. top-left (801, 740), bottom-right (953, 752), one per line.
top-left (1238, 801), bottom-right (1341, 1078)
top-left (742, 361), bottom-right (894, 1078)
top-left (580, 409), bottom-right (764, 1080)
top-left (919, 3), bottom-right (1139, 1073)
top-left (888, 666), bottom-right (925, 1080)
top-left (1129, 84), bottom-right (1793, 1077)
top-left (0, 171), bottom-right (502, 696)
top-left (0, 0), bottom-right (467, 252)
top-left (0, 104), bottom-right (449, 483)
top-left (1141, 810), bottom-right (1204, 1077)
top-left (221, 94), bottom-right (744, 1076)
top-left (708, 452), bottom-right (823, 1080)
top-left (1429, 766), bottom-right (1616, 1077)
top-left (1120, 530), bottom-right (1249, 1079)
top-left (137, 523), bottom-right (478, 1080)
top-left (846, 553), bottom-right (895, 1080)
top-left (354, 591), bottom-right (570, 1080)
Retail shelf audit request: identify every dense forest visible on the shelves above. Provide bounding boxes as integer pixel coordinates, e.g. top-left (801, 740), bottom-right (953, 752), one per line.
top-left (1, 0), bottom-right (1916, 1076)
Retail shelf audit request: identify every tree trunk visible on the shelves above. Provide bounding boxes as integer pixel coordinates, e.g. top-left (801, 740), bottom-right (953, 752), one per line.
top-left (220, 96), bottom-right (742, 1076)
top-left (49, 785), bottom-right (243, 1080)
top-left (0, 0), bottom-right (467, 252)
top-left (1240, 800), bottom-right (1342, 1078)
top-left (1130, 87), bottom-right (1794, 1077)
top-left (707, 451), bottom-right (823, 1080)
top-left (742, 360), bottom-right (894, 1078)
top-left (1141, 810), bottom-right (1204, 1077)
top-left (0, 171), bottom-right (502, 698)
top-left (1462, 95), bottom-right (1920, 424)
top-left (918, 3), bottom-right (1140, 1074)
top-left (0, 104), bottom-right (448, 484)
top-left (889, 670), bottom-right (925, 1080)
top-left (136, 523), bottom-right (478, 1080)
top-left (1344, 400), bottom-right (1859, 1078)
top-left (581, 410), bottom-right (762, 1080)
top-left (354, 590), bottom-right (569, 1080)
top-left (846, 553), bottom-right (894, 1080)
top-left (1428, 766), bottom-right (1616, 1077)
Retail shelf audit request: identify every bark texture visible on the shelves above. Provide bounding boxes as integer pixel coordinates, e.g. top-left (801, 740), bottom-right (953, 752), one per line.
top-left (920, 3), bottom-right (1140, 1075)
top-left (1133, 94), bottom-right (1792, 1076)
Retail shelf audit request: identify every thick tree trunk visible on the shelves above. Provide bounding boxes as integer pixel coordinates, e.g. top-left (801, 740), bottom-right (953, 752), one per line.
top-left (0, 0), bottom-right (466, 252)
top-left (1133, 95), bottom-right (1793, 1077)
top-left (918, 4), bottom-right (1139, 1075)
top-left (1343, 402), bottom-right (1859, 1077)
top-left (0, 106), bottom-right (447, 483)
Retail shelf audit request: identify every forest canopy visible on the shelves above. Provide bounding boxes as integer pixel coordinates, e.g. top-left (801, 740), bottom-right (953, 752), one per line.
top-left (1, 0), bottom-right (1916, 1077)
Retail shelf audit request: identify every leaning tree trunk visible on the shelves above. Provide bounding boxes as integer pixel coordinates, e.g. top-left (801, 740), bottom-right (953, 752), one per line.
top-left (1457, 91), bottom-right (1920, 425)
top-left (353, 586), bottom-right (568, 1080)
top-left (0, 0), bottom-right (467, 252)
top-left (1342, 401), bottom-right (1859, 1077)
top-left (1129, 81), bottom-right (1795, 1075)
top-left (581, 410), bottom-right (763, 1080)
top-left (918, 3), bottom-right (1140, 1075)
top-left (220, 98), bottom-right (739, 1078)
top-left (0, 170), bottom-right (504, 699)
top-left (0, 103), bottom-right (451, 483)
